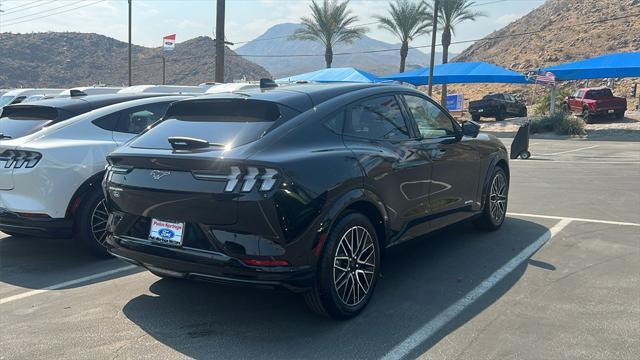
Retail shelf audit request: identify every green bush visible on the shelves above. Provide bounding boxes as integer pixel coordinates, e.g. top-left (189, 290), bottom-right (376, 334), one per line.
top-left (530, 112), bottom-right (586, 136)
top-left (534, 88), bottom-right (572, 115)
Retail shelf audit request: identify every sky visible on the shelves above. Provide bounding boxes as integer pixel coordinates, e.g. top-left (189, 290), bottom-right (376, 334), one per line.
top-left (0, 0), bottom-right (546, 53)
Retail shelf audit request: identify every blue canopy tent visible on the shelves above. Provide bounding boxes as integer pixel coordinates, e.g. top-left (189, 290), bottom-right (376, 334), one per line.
top-left (543, 52), bottom-right (640, 81)
top-left (276, 67), bottom-right (380, 83)
top-left (380, 62), bottom-right (530, 85)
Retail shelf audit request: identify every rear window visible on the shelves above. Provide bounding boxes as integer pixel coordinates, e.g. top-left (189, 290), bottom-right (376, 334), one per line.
top-left (129, 99), bottom-right (298, 149)
top-left (484, 94), bottom-right (503, 100)
top-left (585, 89), bottom-right (613, 99)
top-left (0, 106), bottom-right (61, 139)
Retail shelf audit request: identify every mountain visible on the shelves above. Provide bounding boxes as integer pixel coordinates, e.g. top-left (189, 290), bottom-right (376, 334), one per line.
top-left (0, 32), bottom-right (271, 88)
top-left (454, 0), bottom-right (640, 70)
top-left (235, 23), bottom-right (454, 78)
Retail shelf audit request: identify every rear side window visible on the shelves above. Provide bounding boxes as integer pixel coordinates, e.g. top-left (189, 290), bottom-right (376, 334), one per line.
top-left (115, 102), bottom-right (170, 134)
top-left (130, 99), bottom-right (298, 149)
top-left (344, 95), bottom-right (409, 141)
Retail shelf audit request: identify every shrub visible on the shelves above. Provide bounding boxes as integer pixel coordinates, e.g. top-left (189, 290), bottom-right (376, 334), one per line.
top-left (534, 88), bottom-right (572, 115)
top-left (530, 112), bottom-right (586, 136)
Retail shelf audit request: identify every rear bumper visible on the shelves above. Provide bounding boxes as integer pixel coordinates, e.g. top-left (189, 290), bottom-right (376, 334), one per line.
top-left (0, 208), bottom-right (73, 238)
top-left (590, 107), bottom-right (626, 115)
top-left (469, 108), bottom-right (497, 116)
top-left (106, 235), bottom-right (314, 292)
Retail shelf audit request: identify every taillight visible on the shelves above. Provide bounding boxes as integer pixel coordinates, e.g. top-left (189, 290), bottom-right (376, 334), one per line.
top-left (0, 150), bottom-right (41, 169)
top-left (193, 166), bottom-right (279, 193)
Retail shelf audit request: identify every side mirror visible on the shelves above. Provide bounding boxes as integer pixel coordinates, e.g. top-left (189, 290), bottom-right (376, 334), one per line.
top-left (462, 120), bottom-right (480, 138)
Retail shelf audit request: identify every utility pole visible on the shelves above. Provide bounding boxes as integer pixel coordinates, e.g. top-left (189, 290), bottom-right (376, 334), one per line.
top-left (128, 0), bottom-right (132, 86)
top-left (428, 0), bottom-right (439, 97)
top-left (162, 56), bottom-right (166, 85)
top-left (214, 0), bottom-right (225, 83)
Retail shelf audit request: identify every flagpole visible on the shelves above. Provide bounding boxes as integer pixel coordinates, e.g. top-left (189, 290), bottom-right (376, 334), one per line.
top-left (162, 55), bottom-right (166, 85)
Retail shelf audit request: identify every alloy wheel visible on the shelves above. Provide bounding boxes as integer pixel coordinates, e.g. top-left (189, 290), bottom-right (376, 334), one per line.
top-left (489, 173), bottom-right (507, 223)
top-left (90, 199), bottom-right (109, 245)
top-left (332, 226), bottom-right (376, 306)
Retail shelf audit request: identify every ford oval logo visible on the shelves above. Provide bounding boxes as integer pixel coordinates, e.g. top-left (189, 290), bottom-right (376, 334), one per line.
top-left (150, 170), bottom-right (170, 180)
top-left (158, 228), bottom-right (175, 239)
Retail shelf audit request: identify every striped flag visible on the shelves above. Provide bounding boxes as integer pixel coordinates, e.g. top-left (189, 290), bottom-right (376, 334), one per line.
top-left (163, 34), bottom-right (176, 52)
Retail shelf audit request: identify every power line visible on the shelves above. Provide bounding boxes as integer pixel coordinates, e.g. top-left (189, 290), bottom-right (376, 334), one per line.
top-left (2, 0), bottom-right (105, 26)
top-left (1, 0), bottom-right (51, 16)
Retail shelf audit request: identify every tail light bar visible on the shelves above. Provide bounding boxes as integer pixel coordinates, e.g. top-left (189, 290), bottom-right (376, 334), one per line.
top-left (193, 166), bottom-right (279, 192)
top-left (0, 150), bottom-right (42, 169)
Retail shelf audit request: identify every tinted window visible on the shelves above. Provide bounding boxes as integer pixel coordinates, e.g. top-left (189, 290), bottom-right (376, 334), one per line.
top-left (130, 99), bottom-right (298, 149)
top-left (404, 95), bottom-right (457, 139)
top-left (115, 102), bottom-right (170, 134)
top-left (0, 106), bottom-right (59, 139)
top-left (344, 96), bottom-right (409, 140)
top-left (323, 111), bottom-right (345, 134)
top-left (92, 113), bottom-right (120, 131)
top-left (585, 89), bottom-right (613, 99)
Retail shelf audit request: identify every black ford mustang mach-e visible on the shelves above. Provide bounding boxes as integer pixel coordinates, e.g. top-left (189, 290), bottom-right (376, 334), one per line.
top-left (103, 83), bottom-right (509, 319)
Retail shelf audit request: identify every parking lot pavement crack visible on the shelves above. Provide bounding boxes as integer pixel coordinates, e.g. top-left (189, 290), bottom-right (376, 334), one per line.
top-left (111, 332), bottom-right (149, 360)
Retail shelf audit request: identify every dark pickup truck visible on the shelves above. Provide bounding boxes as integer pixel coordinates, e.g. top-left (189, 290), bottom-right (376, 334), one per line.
top-left (469, 93), bottom-right (527, 121)
top-left (563, 87), bottom-right (627, 123)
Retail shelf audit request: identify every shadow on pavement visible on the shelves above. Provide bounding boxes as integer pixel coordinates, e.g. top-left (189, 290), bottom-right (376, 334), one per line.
top-left (122, 217), bottom-right (551, 359)
top-left (0, 234), bottom-right (140, 290)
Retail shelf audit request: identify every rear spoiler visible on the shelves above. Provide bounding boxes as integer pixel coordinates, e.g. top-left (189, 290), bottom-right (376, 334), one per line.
top-left (0, 105), bottom-right (59, 120)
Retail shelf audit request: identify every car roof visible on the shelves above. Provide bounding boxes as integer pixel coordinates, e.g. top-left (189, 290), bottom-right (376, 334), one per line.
top-left (3, 93), bottom-right (169, 115)
top-left (2, 88), bottom-right (65, 97)
top-left (185, 83), bottom-right (386, 112)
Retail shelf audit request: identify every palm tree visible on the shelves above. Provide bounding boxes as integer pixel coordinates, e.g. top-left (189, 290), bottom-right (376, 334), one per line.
top-left (290, 0), bottom-right (368, 68)
top-left (374, 0), bottom-right (432, 73)
top-left (428, 0), bottom-right (485, 105)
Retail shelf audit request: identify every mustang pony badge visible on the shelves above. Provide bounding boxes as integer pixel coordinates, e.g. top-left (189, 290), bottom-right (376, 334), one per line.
top-left (150, 170), bottom-right (171, 180)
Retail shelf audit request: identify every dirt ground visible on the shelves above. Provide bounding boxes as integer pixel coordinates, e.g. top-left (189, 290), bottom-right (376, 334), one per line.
top-left (475, 110), bottom-right (640, 141)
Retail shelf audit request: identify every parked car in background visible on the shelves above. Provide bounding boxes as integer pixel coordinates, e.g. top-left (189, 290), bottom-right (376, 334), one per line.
top-left (103, 83), bottom-right (510, 319)
top-left (0, 96), bottom-right (190, 255)
top-left (117, 84), bottom-right (213, 94)
top-left (0, 93), bottom-right (168, 140)
top-left (563, 87), bottom-right (627, 123)
top-left (21, 94), bottom-right (58, 103)
top-left (59, 86), bottom-right (122, 97)
top-left (0, 89), bottom-right (65, 108)
top-left (205, 82), bottom-right (259, 94)
top-left (469, 93), bottom-right (527, 121)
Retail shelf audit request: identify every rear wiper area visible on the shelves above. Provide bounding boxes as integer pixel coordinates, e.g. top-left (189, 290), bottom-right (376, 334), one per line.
top-left (168, 136), bottom-right (226, 150)
top-left (0, 133), bottom-right (12, 140)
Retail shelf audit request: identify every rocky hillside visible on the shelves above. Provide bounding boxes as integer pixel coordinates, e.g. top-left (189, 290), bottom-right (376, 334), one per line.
top-left (0, 32), bottom-right (271, 87)
top-left (448, 0), bottom-right (639, 111)
top-left (455, 0), bottom-right (639, 70)
top-left (236, 23), bottom-right (453, 78)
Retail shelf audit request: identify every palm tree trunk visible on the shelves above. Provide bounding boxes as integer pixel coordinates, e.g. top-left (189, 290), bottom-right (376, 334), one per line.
top-left (440, 26), bottom-right (451, 107)
top-left (399, 41), bottom-right (409, 73)
top-left (325, 45), bottom-right (333, 68)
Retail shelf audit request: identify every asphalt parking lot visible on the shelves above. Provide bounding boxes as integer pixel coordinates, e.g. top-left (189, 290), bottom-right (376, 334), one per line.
top-left (1, 138), bottom-right (639, 360)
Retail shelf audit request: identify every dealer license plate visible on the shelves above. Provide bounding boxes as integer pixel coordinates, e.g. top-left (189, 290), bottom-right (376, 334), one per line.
top-left (149, 219), bottom-right (185, 246)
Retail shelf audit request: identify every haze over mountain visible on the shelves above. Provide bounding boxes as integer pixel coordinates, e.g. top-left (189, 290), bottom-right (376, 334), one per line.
top-left (235, 23), bottom-right (452, 78)
top-left (0, 32), bottom-right (271, 88)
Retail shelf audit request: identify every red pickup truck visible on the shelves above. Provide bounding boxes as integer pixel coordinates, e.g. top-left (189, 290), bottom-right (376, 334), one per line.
top-left (563, 87), bottom-right (627, 123)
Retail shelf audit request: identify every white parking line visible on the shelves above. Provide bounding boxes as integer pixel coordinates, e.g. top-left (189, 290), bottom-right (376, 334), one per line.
top-left (380, 219), bottom-right (572, 360)
top-left (0, 265), bottom-right (137, 305)
top-left (540, 145), bottom-right (599, 156)
top-left (507, 212), bottom-right (640, 227)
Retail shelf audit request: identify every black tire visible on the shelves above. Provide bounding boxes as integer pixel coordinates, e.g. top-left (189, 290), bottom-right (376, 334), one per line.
top-left (473, 166), bottom-right (508, 231)
top-left (520, 151), bottom-right (531, 160)
top-left (471, 114), bottom-right (481, 122)
top-left (520, 107), bottom-right (528, 118)
top-left (304, 212), bottom-right (381, 320)
top-left (582, 108), bottom-right (592, 124)
top-left (74, 189), bottom-right (112, 258)
top-left (495, 108), bottom-right (506, 121)
top-left (561, 103), bottom-right (570, 113)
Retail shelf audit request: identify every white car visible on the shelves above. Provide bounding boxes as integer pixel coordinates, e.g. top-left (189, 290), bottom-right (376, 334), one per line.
top-left (59, 86), bottom-right (122, 97)
top-left (0, 88), bottom-right (65, 108)
top-left (0, 95), bottom-right (190, 255)
top-left (117, 84), bottom-right (213, 94)
top-left (205, 82), bottom-right (259, 94)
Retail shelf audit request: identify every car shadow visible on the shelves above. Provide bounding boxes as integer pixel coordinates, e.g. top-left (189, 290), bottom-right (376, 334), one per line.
top-left (121, 217), bottom-right (551, 359)
top-left (0, 234), bottom-right (141, 290)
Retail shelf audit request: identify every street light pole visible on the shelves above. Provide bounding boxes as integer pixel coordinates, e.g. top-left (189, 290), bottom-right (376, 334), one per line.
top-left (428, 0), bottom-right (439, 97)
top-left (214, 0), bottom-right (225, 83)
top-left (128, 0), bottom-right (132, 86)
